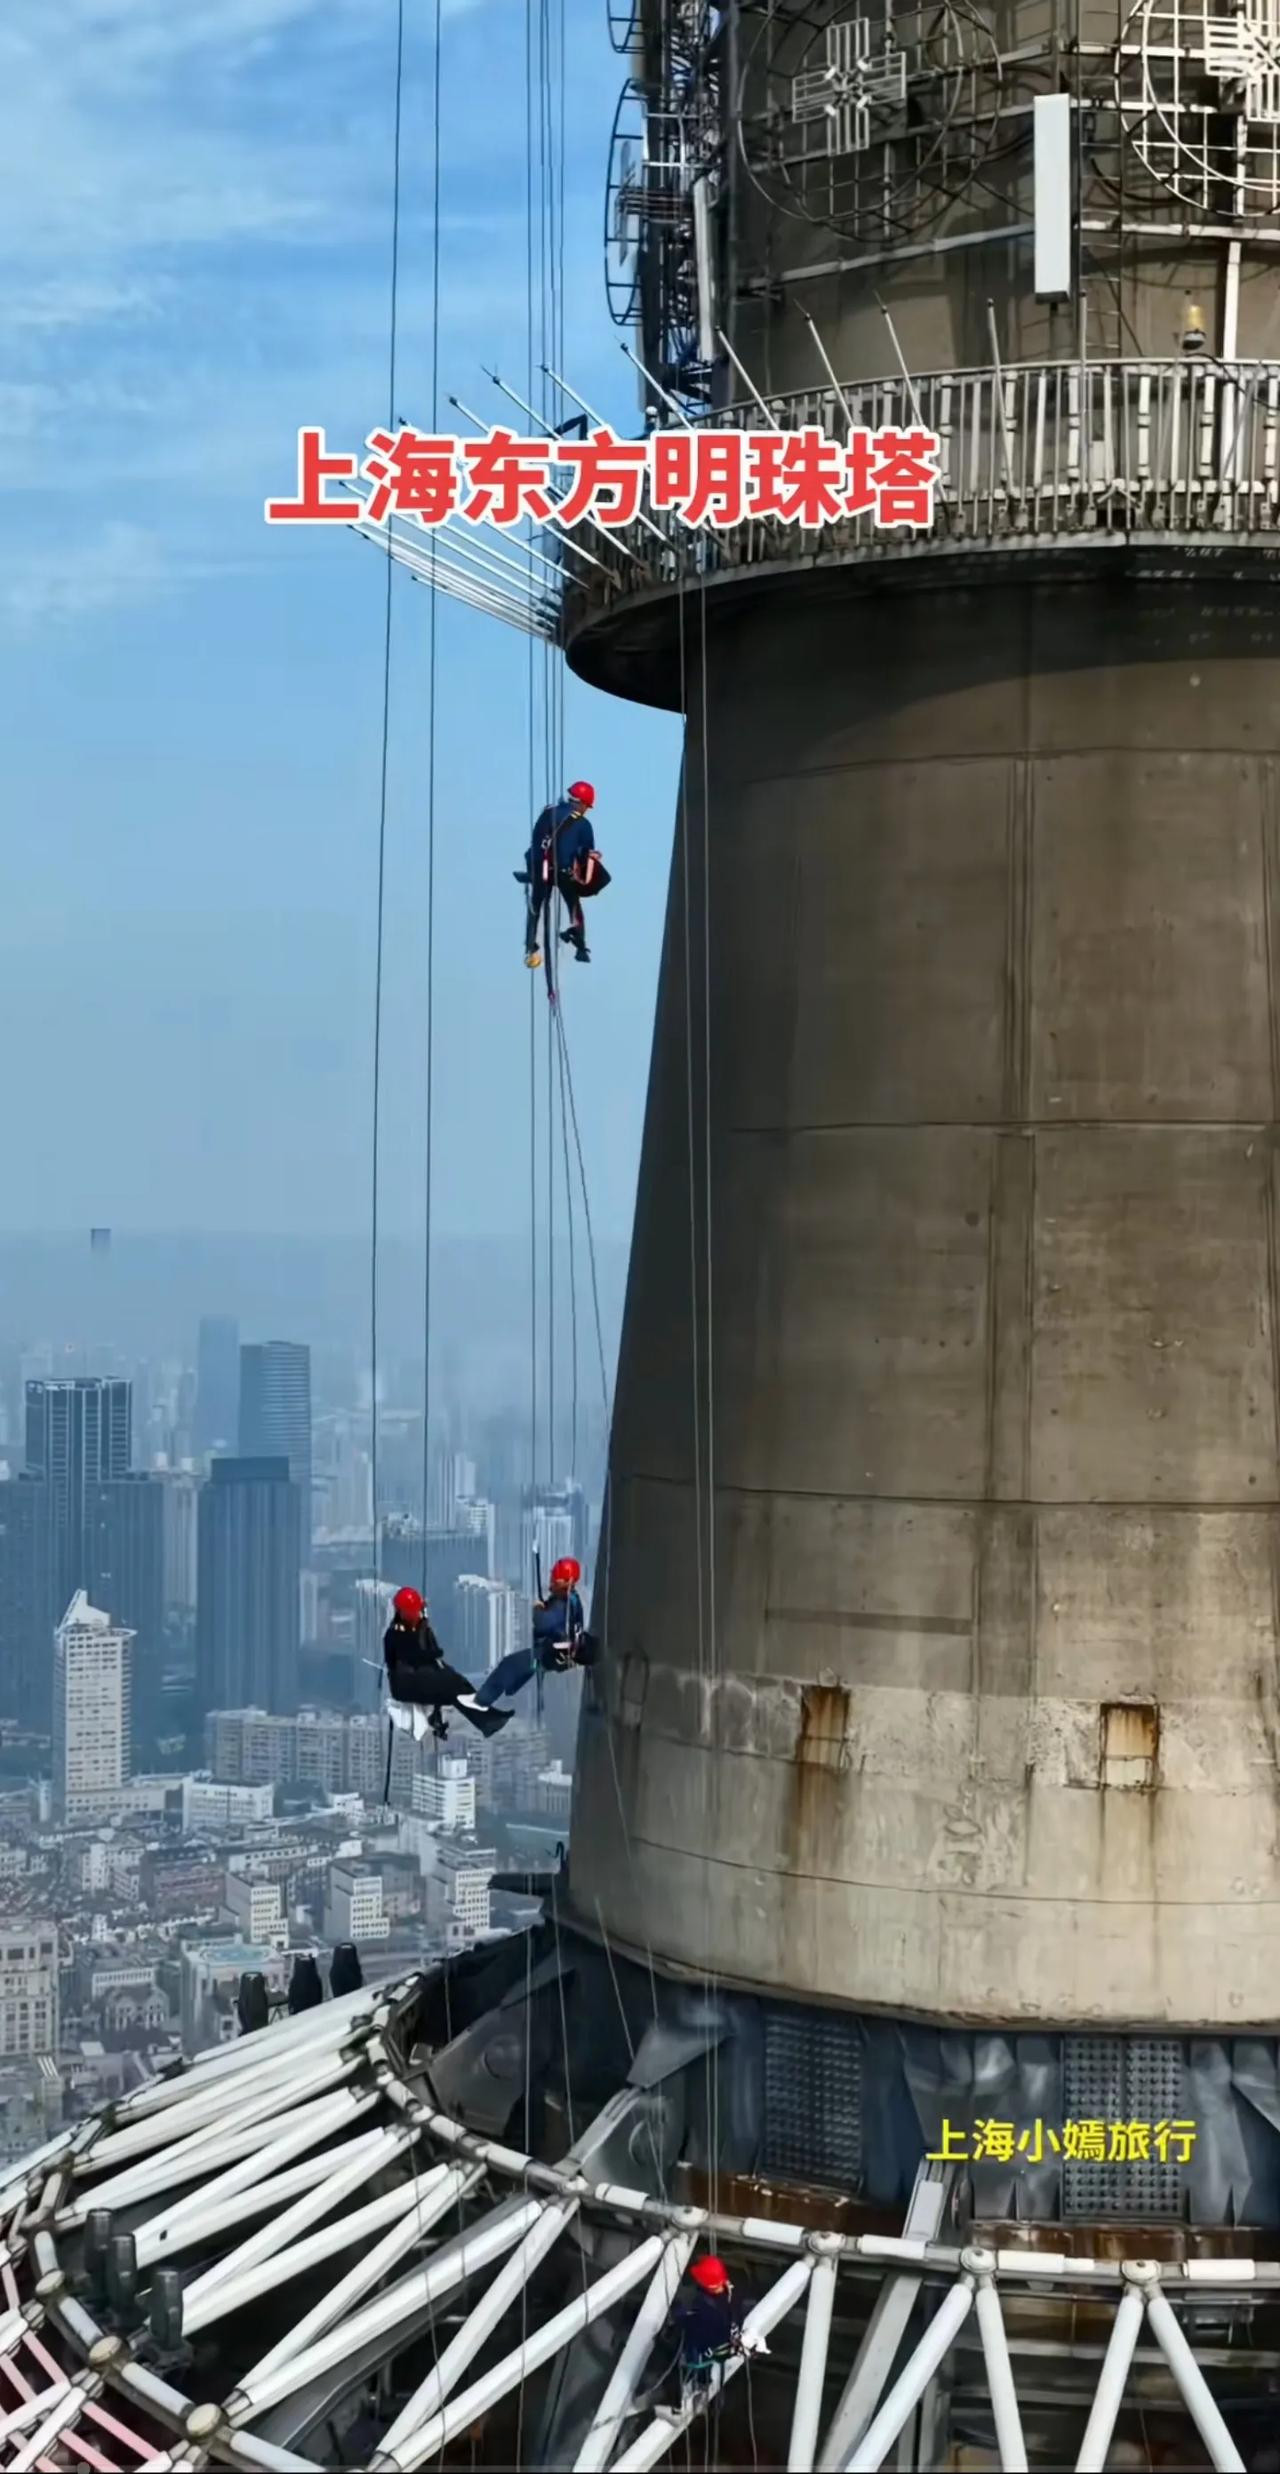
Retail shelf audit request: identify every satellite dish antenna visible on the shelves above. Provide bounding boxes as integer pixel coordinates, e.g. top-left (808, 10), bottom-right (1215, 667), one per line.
top-left (607, 0), bottom-right (640, 55)
top-left (605, 82), bottom-right (647, 324)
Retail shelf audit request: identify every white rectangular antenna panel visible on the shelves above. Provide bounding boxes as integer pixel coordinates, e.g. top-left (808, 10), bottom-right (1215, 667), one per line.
top-left (1033, 93), bottom-right (1072, 303)
top-left (692, 176), bottom-right (716, 365)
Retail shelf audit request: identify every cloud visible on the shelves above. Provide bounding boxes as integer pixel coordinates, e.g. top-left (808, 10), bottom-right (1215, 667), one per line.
top-left (0, 522), bottom-right (239, 629)
top-left (0, 0), bottom-right (612, 630)
top-left (6, 277), bottom-right (168, 331)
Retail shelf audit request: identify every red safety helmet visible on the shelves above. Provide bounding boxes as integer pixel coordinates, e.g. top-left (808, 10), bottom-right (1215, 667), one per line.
top-left (393, 1586), bottom-right (425, 1622)
top-left (689, 2256), bottom-right (730, 2294)
top-left (549, 1557), bottom-right (581, 1590)
top-left (567, 780), bottom-right (595, 808)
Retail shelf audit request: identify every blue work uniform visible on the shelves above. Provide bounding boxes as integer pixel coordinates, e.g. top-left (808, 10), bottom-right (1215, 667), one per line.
top-left (673, 2288), bottom-right (743, 2378)
top-left (523, 802), bottom-right (596, 956)
top-left (526, 801), bottom-right (595, 883)
top-left (474, 1587), bottom-right (586, 1707)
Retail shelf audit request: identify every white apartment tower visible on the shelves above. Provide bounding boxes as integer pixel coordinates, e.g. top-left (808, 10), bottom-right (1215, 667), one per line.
top-left (53, 1592), bottom-right (132, 1822)
top-left (453, 1576), bottom-right (524, 1680)
top-left (411, 1755), bottom-right (476, 1834)
top-left (325, 1864), bottom-right (389, 1944)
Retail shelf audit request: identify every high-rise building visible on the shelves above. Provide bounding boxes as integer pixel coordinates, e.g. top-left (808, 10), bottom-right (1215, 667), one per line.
top-left (0, 1925), bottom-right (57, 2059)
top-left (381, 1521), bottom-right (480, 1613)
top-left (424, 1841), bottom-right (496, 1948)
top-left (519, 1486), bottom-right (587, 1589)
top-left (238, 1343), bottom-right (312, 1549)
top-left (223, 1875), bottom-right (286, 1949)
top-left (194, 1317), bottom-right (239, 1458)
top-left (53, 1591), bottom-right (132, 1821)
top-left (324, 1864), bottom-right (388, 1944)
top-left (205, 1706), bottom-right (400, 1801)
top-left (160, 1470), bottom-right (199, 1615)
top-left (442, 1453), bottom-right (477, 1529)
top-left (452, 1576), bottom-right (525, 1681)
top-left (196, 1458), bottom-right (301, 1716)
top-left (454, 1496), bottom-right (496, 1578)
top-left (411, 1755), bottom-right (476, 1833)
top-left (85, 1474), bottom-right (165, 1762)
top-left (24, 1378), bottom-right (131, 1610)
top-left (353, 1578), bottom-right (394, 1709)
top-left (0, 1478), bottom-right (55, 1732)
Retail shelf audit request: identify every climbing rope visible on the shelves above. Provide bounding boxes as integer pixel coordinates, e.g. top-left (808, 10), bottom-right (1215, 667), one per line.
top-left (370, 0), bottom-right (407, 1610)
top-left (419, 0), bottom-right (443, 1596)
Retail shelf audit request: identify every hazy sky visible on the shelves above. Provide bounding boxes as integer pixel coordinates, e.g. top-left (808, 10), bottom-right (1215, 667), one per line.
top-left (1, 0), bottom-right (681, 1244)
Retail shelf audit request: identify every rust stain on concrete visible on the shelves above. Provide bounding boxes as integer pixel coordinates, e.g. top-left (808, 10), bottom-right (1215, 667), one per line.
top-left (1101, 1700), bottom-right (1159, 1790)
top-left (785, 1683), bottom-right (852, 1881)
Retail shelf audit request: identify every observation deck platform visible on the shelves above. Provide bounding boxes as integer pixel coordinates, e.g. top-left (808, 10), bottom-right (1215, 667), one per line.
top-left (562, 356), bottom-right (1280, 707)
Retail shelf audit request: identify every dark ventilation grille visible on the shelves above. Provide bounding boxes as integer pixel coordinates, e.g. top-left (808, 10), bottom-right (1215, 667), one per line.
top-left (761, 2005), bottom-right (863, 2190)
top-left (1062, 2035), bottom-right (1185, 2218)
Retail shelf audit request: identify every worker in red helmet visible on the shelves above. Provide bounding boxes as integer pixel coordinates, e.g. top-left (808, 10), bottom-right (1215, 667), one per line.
top-left (661, 2255), bottom-right (767, 2415)
top-left (383, 1586), bottom-right (512, 1740)
top-left (516, 780), bottom-right (612, 970)
top-left (472, 1554), bottom-right (598, 1710)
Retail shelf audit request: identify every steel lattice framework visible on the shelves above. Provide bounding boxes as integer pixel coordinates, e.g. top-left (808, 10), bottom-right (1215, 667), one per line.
top-left (0, 1968), bottom-right (1271, 2472)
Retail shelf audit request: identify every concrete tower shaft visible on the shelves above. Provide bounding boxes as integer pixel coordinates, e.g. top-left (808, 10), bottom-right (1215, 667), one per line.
top-left (572, 574), bottom-right (1280, 2030)
top-left (566, 0), bottom-right (1280, 2071)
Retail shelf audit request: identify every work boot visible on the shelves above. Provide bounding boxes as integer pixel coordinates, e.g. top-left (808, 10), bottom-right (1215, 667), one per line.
top-left (513, 870), bottom-right (529, 885)
top-left (560, 928), bottom-right (590, 964)
top-left (463, 1704), bottom-right (513, 1738)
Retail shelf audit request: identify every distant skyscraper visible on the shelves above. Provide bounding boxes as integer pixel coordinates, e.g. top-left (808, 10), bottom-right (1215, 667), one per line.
top-left (86, 1475), bottom-right (166, 1763)
top-left (454, 1497), bottom-right (496, 1578)
top-left (197, 1457), bottom-right (301, 1715)
top-left (380, 1521), bottom-right (478, 1614)
top-left (160, 1471), bottom-right (199, 1615)
top-left (442, 1453), bottom-right (478, 1528)
top-left (239, 1343), bottom-right (312, 1550)
top-left (520, 1488), bottom-right (585, 1587)
top-left (194, 1317), bottom-right (240, 1458)
top-left (0, 1478), bottom-right (55, 1732)
top-left (54, 1591), bottom-right (132, 1820)
top-left (24, 1378), bottom-right (131, 1610)
top-left (453, 1576), bottom-right (526, 1681)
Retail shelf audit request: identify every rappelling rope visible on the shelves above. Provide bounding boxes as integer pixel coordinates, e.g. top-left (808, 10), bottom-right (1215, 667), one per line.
top-left (552, 991), bottom-right (664, 2055)
top-left (418, 0), bottom-right (443, 1602)
top-left (698, 534), bottom-right (721, 2214)
top-left (674, 519), bottom-right (722, 2215)
top-left (554, 1011), bottom-right (580, 1475)
top-left (370, 0), bottom-right (407, 1628)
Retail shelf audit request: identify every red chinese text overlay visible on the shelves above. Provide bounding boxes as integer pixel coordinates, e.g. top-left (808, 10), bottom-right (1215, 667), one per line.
top-left (265, 423), bottom-right (941, 534)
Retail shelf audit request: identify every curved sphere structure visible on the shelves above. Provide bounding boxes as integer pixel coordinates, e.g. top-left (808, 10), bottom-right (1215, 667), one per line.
top-left (0, 1970), bottom-right (1269, 2471)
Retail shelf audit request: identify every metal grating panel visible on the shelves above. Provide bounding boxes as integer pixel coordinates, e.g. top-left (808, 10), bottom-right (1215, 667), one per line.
top-left (762, 2005), bottom-right (863, 2189)
top-left (1062, 2035), bottom-right (1185, 2217)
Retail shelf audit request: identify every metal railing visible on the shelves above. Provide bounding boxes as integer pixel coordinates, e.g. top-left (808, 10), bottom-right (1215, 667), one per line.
top-left (560, 356), bottom-right (1280, 625)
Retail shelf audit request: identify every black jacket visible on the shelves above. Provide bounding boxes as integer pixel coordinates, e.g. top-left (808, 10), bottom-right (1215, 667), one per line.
top-left (383, 1616), bottom-right (444, 1680)
top-left (673, 2289), bottom-right (742, 2364)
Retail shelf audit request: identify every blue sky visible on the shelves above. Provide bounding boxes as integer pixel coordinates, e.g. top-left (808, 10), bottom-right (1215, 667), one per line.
top-left (0, 0), bottom-right (680, 1243)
